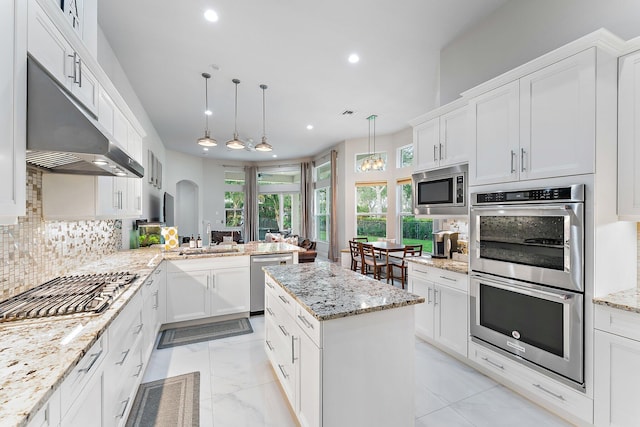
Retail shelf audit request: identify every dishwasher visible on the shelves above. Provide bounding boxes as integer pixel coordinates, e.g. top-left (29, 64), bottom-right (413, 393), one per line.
top-left (250, 253), bottom-right (293, 314)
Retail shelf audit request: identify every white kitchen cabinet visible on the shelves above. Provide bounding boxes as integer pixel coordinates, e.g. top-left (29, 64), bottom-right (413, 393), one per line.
top-left (62, 371), bottom-right (103, 427)
top-left (165, 257), bottom-right (250, 324)
top-left (407, 263), bottom-right (468, 357)
top-left (296, 324), bottom-right (321, 427)
top-left (27, 388), bottom-right (60, 427)
top-left (412, 104), bottom-right (468, 172)
top-left (618, 50), bottom-right (640, 219)
top-left (469, 49), bottom-right (595, 186)
top-left (594, 305), bottom-right (640, 427)
top-left (0, 0), bottom-right (26, 224)
top-left (28, 0), bottom-right (98, 115)
top-left (142, 261), bottom-right (164, 356)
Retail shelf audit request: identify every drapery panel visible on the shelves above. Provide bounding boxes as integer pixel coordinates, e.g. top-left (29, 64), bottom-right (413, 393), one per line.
top-left (243, 165), bottom-right (258, 242)
top-left (327, 150), bottom-right (339, 262)
top-left (300, 162), bottom-right (313, 238)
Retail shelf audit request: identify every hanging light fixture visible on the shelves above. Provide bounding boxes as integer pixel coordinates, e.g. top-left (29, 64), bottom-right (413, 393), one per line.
top-left (197, 73), bottom-right (217, 147)
top-left (370, 114), bottom-right (384, 170)
top-left (255, 84), bottom-right (273, 152)
top-left (226, 78), bottom-right (246, 150)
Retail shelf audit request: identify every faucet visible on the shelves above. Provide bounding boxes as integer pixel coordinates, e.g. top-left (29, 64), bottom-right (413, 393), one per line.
top-left (206, 222), bottom-right (211, 247)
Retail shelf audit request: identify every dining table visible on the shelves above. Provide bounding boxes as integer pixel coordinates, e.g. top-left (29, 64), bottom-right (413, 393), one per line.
top-left (364, 241), bottom-right (407, 262)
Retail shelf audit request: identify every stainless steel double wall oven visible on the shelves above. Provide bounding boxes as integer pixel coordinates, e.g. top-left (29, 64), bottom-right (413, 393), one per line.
top-left (469, 184), bottom-right (585, 390)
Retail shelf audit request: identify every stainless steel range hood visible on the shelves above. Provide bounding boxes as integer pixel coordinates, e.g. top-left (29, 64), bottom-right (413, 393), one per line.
top-left (26, 58), bottom-right (144, 178)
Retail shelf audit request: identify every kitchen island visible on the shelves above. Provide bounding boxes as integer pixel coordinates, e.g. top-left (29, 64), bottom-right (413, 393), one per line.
top-left (263, 262), bottom-right (424, 427)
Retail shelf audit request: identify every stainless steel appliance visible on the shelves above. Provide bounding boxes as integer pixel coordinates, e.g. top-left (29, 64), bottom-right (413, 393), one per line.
top-left (469, 184), bottom-right (585, 390)
top-left (250, 254), bottom-right (293, 314)
top-left (412, 164), bottom-right (467, 216)
top-left (432, 230), bottom-right (459, 259)
top-left (0, 272), bottom-right (137, 321)
top-left (26, 58), bottom-right (144, 178)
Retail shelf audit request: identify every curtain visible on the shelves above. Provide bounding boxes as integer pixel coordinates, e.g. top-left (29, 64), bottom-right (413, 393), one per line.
top-left (327, 150), bottom-right (339, 261)
top-left (300, 162), bottom-right (313, 238)
top-left (244, 166), bottom-right (258, 242)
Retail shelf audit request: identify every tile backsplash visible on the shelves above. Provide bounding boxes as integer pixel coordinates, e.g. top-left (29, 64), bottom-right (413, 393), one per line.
top-left (0, 168), bottom-right (122, 301)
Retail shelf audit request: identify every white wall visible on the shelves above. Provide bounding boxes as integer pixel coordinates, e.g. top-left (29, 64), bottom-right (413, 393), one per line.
top-left (439, 0), bottom-right (640, 104)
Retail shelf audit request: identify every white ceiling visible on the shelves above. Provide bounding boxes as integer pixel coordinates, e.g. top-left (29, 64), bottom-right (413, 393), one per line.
top-left (98, 0), bottom-right (508, 162)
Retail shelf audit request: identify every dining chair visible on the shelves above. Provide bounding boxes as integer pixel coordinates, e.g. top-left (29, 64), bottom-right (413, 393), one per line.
top-left (352, 237), bottom-right (369, 242)
top-left (349, 240), bottom-right (363, 272)
top-left (388, 244), bottom-right (423, 289)
top-left (359, 242), bottom-right (388, 280)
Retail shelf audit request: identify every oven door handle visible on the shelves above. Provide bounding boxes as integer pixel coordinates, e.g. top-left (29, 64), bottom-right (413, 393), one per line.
top-left (471, 205), bottom-right (577, 212)
top-left (470, 274), bottom-right (573, 302)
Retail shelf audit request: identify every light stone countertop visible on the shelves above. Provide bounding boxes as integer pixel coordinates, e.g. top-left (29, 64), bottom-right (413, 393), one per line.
top-left (162, 241), bottom-right (304, 261)
top-left (263, 262), bottom-right (425, 321)
top-left (593, 288), bottom-right (640, 314)
top-left (405, 255), bottom-right (469, 275)
top-left (1, 242), bottom-right (304, 427)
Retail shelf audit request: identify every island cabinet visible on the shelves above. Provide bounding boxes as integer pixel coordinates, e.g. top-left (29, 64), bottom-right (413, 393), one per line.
top-left (594, 304), bottom-right (640, 427)
top-left (263, 263), bottom-right (423, 427)
top-left (165, 256), bottom-right (250, 324)
top-left (407, 262), bottom-right (468, 358)
top-left (469, 48), bottom-right (596, 186)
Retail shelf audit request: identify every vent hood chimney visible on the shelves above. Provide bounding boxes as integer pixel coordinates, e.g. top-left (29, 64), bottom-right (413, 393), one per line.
top-left (26, 58), bottom-right (144, 178)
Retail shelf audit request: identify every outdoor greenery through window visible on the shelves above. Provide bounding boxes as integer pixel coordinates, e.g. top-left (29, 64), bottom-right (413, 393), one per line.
top-left (315, 187), bottom-right (329, 242)
top-left (398, 181), bottom-right (432, 252)
top-left (398, 144), bottom-right (413, 168)
top-left (225, 191), bottom-right (244, 227)
top-left (257, 167), bottom-right (301, 240)
top-left (356, 182), bottom-right (387, 240)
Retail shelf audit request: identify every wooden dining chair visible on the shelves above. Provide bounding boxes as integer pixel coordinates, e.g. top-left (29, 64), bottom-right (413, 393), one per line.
top-left (388, 244), bottom-right (423, 289)
top-left (349, 240), bottom-right (364, 272)
top-left (359, 242), bottom-right (388, 280)
top-left (352, 237), bottom-right (369, 242)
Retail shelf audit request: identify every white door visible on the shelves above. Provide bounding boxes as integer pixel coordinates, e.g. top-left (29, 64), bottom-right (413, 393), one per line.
top-left (211, 267), bottom-right (250, 317)
top-left (413, 118), bottom-right (440, 172)
top-left (594, 330), bottom-right (640, 427)
top-left (70, 60), bottom-right (99, 115)
top-left (166, 270), bottom-right (210, 322)
top-left (440, 106), bottom-right (469, 167)
top-left (434, 284), bottom-right (468, 357)
top-left (411, 277), bottom-right (435, 340)
top-left (520, 48), bottom-right (595, 181)
top-left (618, 50), bottom-right (640, 218)
top-left (469, 81), bottom-right (520, 186)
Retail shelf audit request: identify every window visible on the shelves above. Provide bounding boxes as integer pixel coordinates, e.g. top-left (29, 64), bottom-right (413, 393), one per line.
top-left (257, 167), bottom-right (301, 239)
top-left (356, 182), bottom-right (387, 240)
top-left (355, 152), bottom-right (387, 172)
top-left (314, 161), bottom-right (331, 243)
top-left (397, 180), bottom-right (432, 252)
top-left (398, 144), bottom-right (413, 168)
top-left (224, 170), bottom-right (245, 228)
top-left (315, 162), bottom-right (331, 181)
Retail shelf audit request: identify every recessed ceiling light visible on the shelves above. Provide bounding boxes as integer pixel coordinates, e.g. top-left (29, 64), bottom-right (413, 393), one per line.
top-left (306, 124), bottom-right (313, 130)
top-left (204, 9), bottom-right (219, 22)
top-left (348, 53), bottom-right (360, 64)
top-left (272, 154), bottom-right (278, 158)
top-left (205, 109), bottom-right (212, 116)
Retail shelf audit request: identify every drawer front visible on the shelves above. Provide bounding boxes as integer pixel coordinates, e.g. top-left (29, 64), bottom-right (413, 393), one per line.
top-left (60, 333), bottom-right (107, 415)
top-left (265, 316), bottom-right (296, 403)
top-left (296, 305), bottom-right (322, 347)
top-left (469, 342), bottom-right (593, 424)
top-left (433, 269), bottom-right (467, 292)
top-left (104, 336), bottom-right (144, 425)
top-left (595, 304), bottom-right (640, 341)
top-left (266, 276), bottom-right (296, 318)
top-left (167, 255), bottom-right (249, 273)
top-left (108, 294), bottom-right (143, 363)
top-left (408, 262), bottom-right (431, 282)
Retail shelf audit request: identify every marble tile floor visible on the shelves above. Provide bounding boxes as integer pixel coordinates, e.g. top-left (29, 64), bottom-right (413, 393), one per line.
top-left (142, 315), bottom-right (572, 426)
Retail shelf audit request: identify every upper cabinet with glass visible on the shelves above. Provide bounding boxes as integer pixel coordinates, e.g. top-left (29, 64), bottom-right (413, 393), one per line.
top-left (409, 99), bottom-right (469, 173)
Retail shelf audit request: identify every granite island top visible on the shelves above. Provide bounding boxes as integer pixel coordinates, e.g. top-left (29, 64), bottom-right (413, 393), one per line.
top-left (0, 242), bottom-right (312, 426)
top-left (263, 262), bottom-right (425, 321)
top-left (162, 241), bottom-right (304, 260)
top-left (405, 255), bottom-right (469, 275)
top-left (593, 288), bottom-right (640, 314)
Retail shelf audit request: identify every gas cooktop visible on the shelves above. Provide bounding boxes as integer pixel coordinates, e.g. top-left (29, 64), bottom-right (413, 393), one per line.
top-left (0, 272), bottom-right (138, 322)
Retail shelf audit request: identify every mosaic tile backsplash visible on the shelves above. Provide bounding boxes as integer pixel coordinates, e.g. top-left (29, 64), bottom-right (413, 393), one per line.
top-left (0, 168), bottom-right (122, 301)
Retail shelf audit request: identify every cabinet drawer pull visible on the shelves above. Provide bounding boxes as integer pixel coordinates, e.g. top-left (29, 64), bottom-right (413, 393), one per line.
top-left (266, 281), bottom-right (275, 289)
top-left (433, 145), bottom-right (438, 162)
top-left (134, 363), bottom-right (144, 378)
top-left (427, 288), bottom-right (432, 304)
top-left (266, 340), bottom-right (275, 351)
top-left (533, 383), bottom-right (565, 401)
top-left (510, 150), bottom-right (516, 173)
top-left (292, 336), bottom-right (298, 363)
top-left (115, 397), bottom-right (130, 419)
top-left (439, 142), bottom-right (444, 160)
top-left (433, 289), bottom-right (439, 306)
top-left (153, 291), bottom-right (159, 309)
top-left (415, 269), bottom-right (428, 275)
top-left (145, 278), bottom-right (154, 286)
top-left (79, 350), bottom-right (102, 373)
top-left (278, 364), bottom-right (289, 379)
top-left (521, 148), bottom-right (527, 172)
top-left (297, 314), bottom-right (314, 329)
top-left (154, 269), bottom-right (162, 275)
top-left (439, 275), bottom-right (458, 283)
top-left (278, 325), bottom-right (289, 337)
top-left (116, 349), bottom-right (130, 365)
top-left (266, 307), bottom-right (274, 316)
top-left (134, 323), bottom-right (143, 334)
top-left (278, 295), bottom-right (290, 304)
top-left (481, 356), bottom-right (504, 370)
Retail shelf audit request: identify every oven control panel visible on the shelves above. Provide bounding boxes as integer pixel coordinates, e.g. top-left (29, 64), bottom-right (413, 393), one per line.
top-left (474, 186), bottom-right (580, 204)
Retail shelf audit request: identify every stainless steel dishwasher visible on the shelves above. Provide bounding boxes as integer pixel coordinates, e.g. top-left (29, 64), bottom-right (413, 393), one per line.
top-left (250, 253), bottom-right (293, 314)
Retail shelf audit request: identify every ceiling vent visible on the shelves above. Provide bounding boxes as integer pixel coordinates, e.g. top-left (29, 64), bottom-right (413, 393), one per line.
top-left (341, 110), bottom-right (355, 116)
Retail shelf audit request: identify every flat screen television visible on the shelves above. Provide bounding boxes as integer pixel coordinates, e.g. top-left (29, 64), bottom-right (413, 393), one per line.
top-left (163, 192), bottom-right (175, 227)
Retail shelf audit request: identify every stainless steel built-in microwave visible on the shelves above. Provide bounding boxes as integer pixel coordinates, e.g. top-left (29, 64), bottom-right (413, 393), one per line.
top-left (412, 164), bottom-right (467, 216)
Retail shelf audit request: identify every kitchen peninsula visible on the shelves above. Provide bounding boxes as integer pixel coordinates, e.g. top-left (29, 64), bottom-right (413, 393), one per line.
top-left (263, 262), bottom-right (424, 427)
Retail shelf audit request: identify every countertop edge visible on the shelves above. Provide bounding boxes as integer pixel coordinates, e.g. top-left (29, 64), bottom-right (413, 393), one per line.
top-left (593, 288), bottom-right (640, 314)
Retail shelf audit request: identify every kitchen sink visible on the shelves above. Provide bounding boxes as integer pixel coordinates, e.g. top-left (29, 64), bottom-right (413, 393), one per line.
top-left (178, 245), bottom-right (240, 255)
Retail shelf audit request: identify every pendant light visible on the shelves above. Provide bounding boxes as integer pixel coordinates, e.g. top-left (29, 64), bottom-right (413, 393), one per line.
top-left (361, 116), bottom-right (372, 171)
top-left (255, 84), bottom-right (273, 152)
top-left (370, 114), bottom-right (384, 170)
top-left (197, 73), bottom-right (217, 147)
top-left (226, 78), bottom-right (246, 150)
